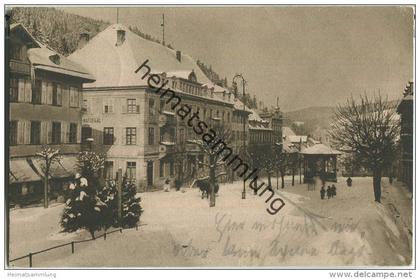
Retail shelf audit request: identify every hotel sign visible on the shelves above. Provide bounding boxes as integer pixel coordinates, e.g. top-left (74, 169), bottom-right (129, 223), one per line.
top-left (83, 117), bottom-right (101, 123)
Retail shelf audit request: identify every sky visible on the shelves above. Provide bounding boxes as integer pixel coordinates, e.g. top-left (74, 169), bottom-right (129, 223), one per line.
top-left (62, 6), bottom-right (414, 111)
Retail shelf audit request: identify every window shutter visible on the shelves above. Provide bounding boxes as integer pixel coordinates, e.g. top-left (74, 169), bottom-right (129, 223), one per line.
top-left (76, 124), bottom-right (81, 143)
top-left (17, 121), bottom-right (24, 144)
top-left (102, 99), bottom-right (106, 113)
top-left (122, 128), bottom-right (126, 145)
top-left (24, 121), bottom-right (31, 144)
top-left (41, 122), bottom-right (48, 144)
top-left (79, 90), bottom-right (83, 108)
top-left (61, 122), bottom-right (67, 143)
top-left (136, 105), bottom-right (140, 114)
top-left (47, 83), bottom-right (53, 104)
top-left (41, 82), bottom-right (47, 104)
top-left (24, 80), bottom-right (32, 103)
top-left (47, 122), bottom-right (52, 144)
top-left (122, 104), bottom-right (127, 114)
top-left (57, 85), bottom-right (62, 105)
top-left (18, 79), bottom-right (25, 102)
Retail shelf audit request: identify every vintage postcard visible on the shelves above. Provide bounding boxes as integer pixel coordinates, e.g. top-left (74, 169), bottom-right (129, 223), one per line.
top-left (3, 4), bottom-right (415, 273)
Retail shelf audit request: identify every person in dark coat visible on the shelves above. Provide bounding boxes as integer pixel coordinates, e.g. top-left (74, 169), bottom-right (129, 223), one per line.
top-left (320, 185), bottom-right (326, 200)
top-left (331, 184), bottom-right (337, 197)
top-left (327, 186), bottom-right (332, 199)
top-left (346, 177), bottom-right (352, 187)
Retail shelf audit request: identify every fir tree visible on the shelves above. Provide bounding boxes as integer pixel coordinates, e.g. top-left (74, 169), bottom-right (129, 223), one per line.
top-left (97, 180), bottom-right (119, 229)
top-left (61, 176), bottom-right (107, 239)
top-left (121, 178), bottom-right (143, 228)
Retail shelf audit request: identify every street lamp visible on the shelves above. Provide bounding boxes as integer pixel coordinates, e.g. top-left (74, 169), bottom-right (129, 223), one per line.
top-left (232, 74), bottom-right (247, 200)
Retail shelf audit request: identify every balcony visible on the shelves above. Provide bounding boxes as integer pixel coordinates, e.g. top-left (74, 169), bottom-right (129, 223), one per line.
top-left (159, 141), bottom-right (176, 158)
top-left (159, 111), bottom-right (176, 127)
top-left (9, 59), bottom-right (31, 75)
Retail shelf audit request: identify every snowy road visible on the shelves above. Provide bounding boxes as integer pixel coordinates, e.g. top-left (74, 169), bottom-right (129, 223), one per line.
top-left (9, 177), bottom-right (412, 267)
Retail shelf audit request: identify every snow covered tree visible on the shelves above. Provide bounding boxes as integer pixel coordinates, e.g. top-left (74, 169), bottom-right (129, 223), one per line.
top-left (121, 177), bottom-right (143, 228)
top-left (61, 176), bottom-right (107, 239)
top-left (330, 95), bottom-right (400, 203)
top-left (77, 151), bottom-right (106, 191)
top-left (97, 180), bottom-right (119, 230)
top-left (35, 145), bottom-right (62, 208)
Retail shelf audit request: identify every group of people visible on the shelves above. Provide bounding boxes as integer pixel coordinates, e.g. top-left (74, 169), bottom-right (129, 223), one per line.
top-left (320, 184), bottom-right (336, 200)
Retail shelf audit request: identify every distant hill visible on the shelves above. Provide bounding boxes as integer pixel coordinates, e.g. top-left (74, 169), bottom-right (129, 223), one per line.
top-left (284, 106), bottom-right (335, 136)
top-left (9, 7), bottom-right (109, 56)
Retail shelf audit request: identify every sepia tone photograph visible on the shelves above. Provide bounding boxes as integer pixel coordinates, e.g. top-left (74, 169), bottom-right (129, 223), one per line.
top-left (4, 4), bottom-right (414, 270)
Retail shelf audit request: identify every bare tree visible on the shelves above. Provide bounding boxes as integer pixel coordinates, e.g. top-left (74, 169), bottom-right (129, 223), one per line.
top-left (330, 95), bottom-right (400, 203)
top-left (36, 145), bottom-right (62, 208)
top-left (188, 123), bottom-right (232, 207)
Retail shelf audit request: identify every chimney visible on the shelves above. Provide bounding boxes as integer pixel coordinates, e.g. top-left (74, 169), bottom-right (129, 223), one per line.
top-left (176, 50), bottom-right (181, 62)
top-left (116, 29), bottom-right (126, 46)
top-left (78, 32), bottom-right (90, 49)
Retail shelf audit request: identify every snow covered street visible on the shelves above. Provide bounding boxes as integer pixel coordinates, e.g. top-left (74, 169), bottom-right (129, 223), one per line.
top-left (9, 177), bottom-right (412, 267)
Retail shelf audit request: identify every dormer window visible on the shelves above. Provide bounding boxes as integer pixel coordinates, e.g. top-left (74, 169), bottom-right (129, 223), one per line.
top-left (49, 54), bottom-right (61, 65)
top-left (188, 71), bottom-right (197, 83)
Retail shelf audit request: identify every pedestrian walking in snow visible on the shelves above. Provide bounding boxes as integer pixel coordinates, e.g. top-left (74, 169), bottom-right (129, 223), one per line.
top-left (320, 185), bottom-right (326, 200)
top-left (327, 186), bottom-right (332, 199)
top-left (163, 179), bottom-right (171, 192)
top-left (331, 184), bottom-right (337, 197)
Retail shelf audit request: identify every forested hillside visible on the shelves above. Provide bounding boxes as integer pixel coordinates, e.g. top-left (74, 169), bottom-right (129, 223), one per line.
top-left (9, 7), bottom-right (109, 55)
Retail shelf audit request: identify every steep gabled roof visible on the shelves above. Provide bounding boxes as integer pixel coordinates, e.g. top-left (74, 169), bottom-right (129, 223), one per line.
top-left (28, 46), bottom-right (94, 81)
top-left (69, 24), bottom-right (219, 89)
top-left (10, 23), bottom-right (40, 48)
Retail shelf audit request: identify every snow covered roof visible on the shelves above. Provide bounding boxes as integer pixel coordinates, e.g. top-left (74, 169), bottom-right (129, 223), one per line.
top-left (69, 24), bottom-right (218, 90)
top-left (300, 143), bottom-right (341, 155)
top-left (28, 46), bottom-right (94, 81)
top-left (10, 23), bottom-right (41, 48)
top-left (282, 126), bottom-right (296, 137)
top-left (288, 135), bottom-right (307, 143)
top-left (232, 98), bottom-right (253, 113)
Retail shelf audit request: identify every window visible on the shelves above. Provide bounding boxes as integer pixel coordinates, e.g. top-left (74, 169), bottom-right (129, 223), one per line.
top-left (104, 161), bottom-right (114, 180)
top-left (179, 128), bottom-right (185, 144)
top-left (170, 161), bottom-right (174, 176)
top-left (10, 121), bottom-right (17, 146)
top-left (69, 123), bottom-right (77, 143)
top-left (82, 126), bottom-right (92, 142)
top-left (52, 83), bottom-right (62, 106)
top-left (10, 78), bottom-right (18, 102)
top-left (103, 99), bottom-right (114, 113)
top-left (30, 121), bottom-right (41, 145)
top-left (51, 122), bottom-right (61, 144)
top-left (10, 44), bottom-right (23, 60)
top-left (103, 127), bottom-right (114, 145)
top-left (127, 162), bottom-right (136, 180)
top-left (126, 127), bottom-right (136, 145)
top-left (159, 160), bottom-right (164, 177)
top-left (31, 80), bottom-right (42, 104)
top-left (160, 99), bottom-right (165, 112)
top-left (127, 99), bottom-right (138, 113)
top-left (69, 87), bottom-right (79, 107)
top-left (148, 127), bottom-right (155, 145)
top-left (149, 98), bottom-right (155, 117)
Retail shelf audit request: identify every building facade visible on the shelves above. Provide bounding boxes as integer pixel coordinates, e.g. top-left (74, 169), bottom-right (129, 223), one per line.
top-left (8, 23), bottom-right (94, 206)
top-left (397, 81), bottom-right (413, 192)
top-left (69, 24), bottom-right (250, 190)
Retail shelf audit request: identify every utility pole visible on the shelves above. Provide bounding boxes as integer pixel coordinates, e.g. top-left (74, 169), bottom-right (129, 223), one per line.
top-left (116, 8), bottom-right (119, 24)
top-left (161, 13), bottom-right (165, 45)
